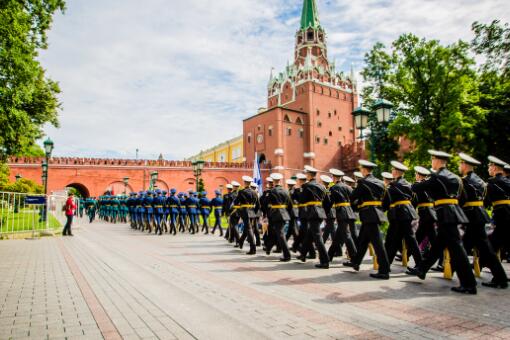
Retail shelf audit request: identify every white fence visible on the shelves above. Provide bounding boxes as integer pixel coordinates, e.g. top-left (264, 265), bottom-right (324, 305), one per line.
top-left (0, 191), bottom-right (70, 237)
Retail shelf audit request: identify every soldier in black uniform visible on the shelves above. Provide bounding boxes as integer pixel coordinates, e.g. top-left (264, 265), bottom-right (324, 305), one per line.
top-left (249, 181), bottom-right (262, 247)
top-left (236, 177), bottom-right (258, 255)
top-left (458, 153), bottom-right (508, 288)
top-left (413, 166), bottom-right (438, 256)
top-left (292, 173), bottom-right (313, 256)
top-left (504, 164), bottom-right (510, 178)
top-left (407, 150), bottom-right (477, 294)
top-left (486, 156), bottom-right (510, 277)
top-left (298, 166), bottom-right (330, 269)
top-left (383, 161), bottom-right (422, 267)
top-left (228, 182), bottom-right (242, 245)
top-left (265, 173), bottom-right (294, 261)
top-left (320, 175), bottom-right (336, 244)
top-left (261, 178), bottom-right (274, 251)
top-left (343, 160), bottom-right (390, 279)
top-left (222, 184), bottom-right (234, 240)
top-left (343, 175), bottom-right (359, 244)
top-left (328, 169), bottom-right (357, 262)
top-left (285, 179), bottom-right (299, 243)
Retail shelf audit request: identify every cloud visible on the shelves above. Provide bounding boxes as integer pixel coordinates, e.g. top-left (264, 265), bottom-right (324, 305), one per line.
top-left (38, 0), bottom-right (510, 159)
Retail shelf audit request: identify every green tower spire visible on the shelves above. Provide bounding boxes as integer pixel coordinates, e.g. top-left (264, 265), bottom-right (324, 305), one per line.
top-left (300, 0), bottom-right (320, 30)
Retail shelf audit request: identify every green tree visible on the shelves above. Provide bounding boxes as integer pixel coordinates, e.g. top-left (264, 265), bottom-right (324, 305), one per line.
top-left (0, 0), bottom-right (65, 161)
top-left (471, 20), bottom-right (510, 163)
top-left (362, 34), bottom-right (485, 167)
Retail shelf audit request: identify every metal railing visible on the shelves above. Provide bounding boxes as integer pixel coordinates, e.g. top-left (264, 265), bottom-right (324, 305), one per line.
top-left (0, 191), bottom-right (69, 238)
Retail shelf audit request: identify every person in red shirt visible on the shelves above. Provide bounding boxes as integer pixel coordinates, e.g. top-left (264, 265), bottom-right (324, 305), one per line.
top-left (63, 193), bottom-right (77, 236)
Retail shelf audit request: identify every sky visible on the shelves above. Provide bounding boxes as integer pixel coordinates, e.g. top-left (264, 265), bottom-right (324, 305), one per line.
top-left (38, 0), bottom-right (510, 160)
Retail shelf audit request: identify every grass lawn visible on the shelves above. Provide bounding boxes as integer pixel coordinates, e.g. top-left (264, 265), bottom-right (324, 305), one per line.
top-left (0, 208), bottom-right (62, 234)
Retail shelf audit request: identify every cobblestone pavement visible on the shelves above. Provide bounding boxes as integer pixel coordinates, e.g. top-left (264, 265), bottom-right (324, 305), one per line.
top-left (0, 221), bottom-right (509, 340)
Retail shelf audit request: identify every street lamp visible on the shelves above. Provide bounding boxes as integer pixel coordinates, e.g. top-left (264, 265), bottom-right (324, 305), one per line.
top-left (149, 171), bottom-right (158, 190)
top-left (351, 106), bottom-right (371, 139)
top-left (15, 174), bottom-right (22, 182)
top-left (123, 177), bottom-right (130, 194)
top-left (42, 137), bottom-right (54, 222)
top-left (373, 99), bottom-right (393, 123)
top-left (191, 160), bottom-right (205, 192)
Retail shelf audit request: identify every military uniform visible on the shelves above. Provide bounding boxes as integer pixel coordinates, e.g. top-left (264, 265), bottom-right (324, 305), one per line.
top-left (322, 181), bottom-right (336, 244)
top-left (235, 183), bottom-right (258, 254)
top-left (228, 188), bottom-right (241, 245)
top-left (143, 192), bottom-right (154, 233)
top-left (299, 170), bottom-right (330, 268)
top-left (199, 192), bottom-right (212, 234)
top-left (211, 191), bottom-right (224, 236)
top-left (328, 180), bottom-right (357, 261)
top-left (461, 170), bottom-right (508, 286)
top-left (153, 190), bottom-right (165, 235)
top-left (167, 190), bottom-right (180, 235)
top-left (265, 179), bottom-right (294, 261)
top-left (178, 193), bottom-right (188, 232)
top-left (185, 193), bottom-right (199, 234)
top-left (222, 189), bottom-right (235, 240)
top-left (486, 172), bottom-right (510, 262)
top-left (383, 174), bottom-right (422, 267)
top-left (347, 171), bottom-right (390, 278)
top-left (410, 164), bottom-right (477, 292)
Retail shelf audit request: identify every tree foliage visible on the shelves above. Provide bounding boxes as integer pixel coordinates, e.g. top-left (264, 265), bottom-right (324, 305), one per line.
top-left (362, 33), bottom-right (490, 168)
top-left (0, 0), bottom-right (65, 161)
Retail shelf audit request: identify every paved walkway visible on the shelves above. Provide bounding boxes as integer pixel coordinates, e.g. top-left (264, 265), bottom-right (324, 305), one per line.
top-left (0, 221), bottom-right (509, 340)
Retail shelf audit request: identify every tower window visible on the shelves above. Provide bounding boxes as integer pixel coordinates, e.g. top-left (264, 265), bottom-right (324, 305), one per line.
top-left (307, 31), bottom-right (314, 41)
top-left (268, 127), bottom-right (273, 137)
top-left (284, 114), bottom-right (291, 122)
top-left (316, 136), bottom-right (320, 144)
top-left (316, 109), bottom-right (320, 116)
top-left (324, 138), bottom-right (328, 145)
top-left (317, 121), bottom-right (322, 128)
top-left (299, 128), bottom-right (304, 138)
top-left (286, 127), bottom-right (292, 136)
top-left (296, 117), bottom-right (303, 125)
top-left (328, 112), bottom-right (332, 118)
top-left (247, 134), bottom-right (252, 144)
top-left (329, 131), bottom-right (333, 137)
top-left (338, 126), bottom-right (342, 131)
top-left (334, 110), bottom-right (337, 115)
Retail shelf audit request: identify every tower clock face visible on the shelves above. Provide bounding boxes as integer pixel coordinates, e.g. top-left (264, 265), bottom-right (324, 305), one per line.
top-left (257, 134), bottom-right (264, 144)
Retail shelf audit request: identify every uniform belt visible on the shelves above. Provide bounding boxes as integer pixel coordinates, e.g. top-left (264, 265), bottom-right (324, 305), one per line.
top-left (240, 204), bottom-right (255, 208)
top-left (203, 207), bottom-right (211, 209)
top-left (434, 199), bottom-right (458, 206)
top-left (333, 202), bottom-right (351, 208)
top-left (154, 205), bottom-right (163, 208)
top-left (170, 205), bottom-right (178, 208)
top-left (136, 205), bottom-right (142, 208)
top-left (389, 200), bottom-right (412, 208)
top-left (358, 201), bottom-right (382, 208)
top-left (463, 201), bottom-right (483, 208)
top-left (303, 201), bottom-right (322, 207)
top-left (417, 203), bottom-right (434, 208)
top-left (145, 205), bottom-right (152, 208)
top-left (233, 205), bottom-right (241, 209)
top-left (493, 200), bottom-right (510, 207)
top-left (188, 205), bottom-right (197, 208)
top-left (269, 204), bottom-right (287, 209)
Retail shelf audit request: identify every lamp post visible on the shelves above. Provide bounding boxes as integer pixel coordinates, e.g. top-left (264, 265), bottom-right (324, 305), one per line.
top-left (15, 174), bottom-right (22, 182)
top-left (123, 177), bottom-right (130, 194)
top-left (352, 99), bottom-right (393, 162)
top-left (42, 137), bottom-right (54, 221)
top-left (149, 171), bottom-right (158, 190)
top-left (191, 160), bottom-right (205, 193)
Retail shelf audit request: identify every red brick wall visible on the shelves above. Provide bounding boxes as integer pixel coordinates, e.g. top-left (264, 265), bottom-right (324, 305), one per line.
top-left (7, 157), bottom-right (269, 197)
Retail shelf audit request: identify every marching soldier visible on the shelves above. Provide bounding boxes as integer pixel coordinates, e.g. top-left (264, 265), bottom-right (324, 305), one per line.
top-left (383, 161), bottom-right (422, 268)
top-left (153, 190), bottom-right (165, 235)
top-left (160, 191), bottom-right (169, 233)
top-left (261, 178), bottom-right (274, 251)
top-left (413, 166), bottom-right (438, 257)
top-left (167, 189), bottom-right (180, 235)
top-left (250, 182), bottom-right (262, 247)
top-left (458, 153), bottom-right (508, 288)
top-left (407, 150), bottom-right (477, 294)
top-left (86, 196), bottom-right (97, 223)
top-left (228, 181), bottom-right (242, 245)
top-left (235, 177), bottom-right (258, 255)
top-left (292, 173), bottom-right (311, 256)
top-left (111, 196), bottom-right (120, 223)
top-left (328, 169), bottom-right (357, 262)
top-left (343, 160), bottom-right (390, 279)
top-left (486, 156), bottom-right (510, 276)
top-left (343, 175), bottom-right (359, 244)
top-left (185, 191), bottom-right (199, 234)
top-left (144, 191), bottom-right (154, 233)
top-left (199, 191), bottom-right (212, 234)
top-left (320, 175), bottom-right (336, 244)
top-left (298, 166), bottom-right (330, 269)
top-left (178, 192), bottom-right (188, 233)
top-left (211, 190), bottom-right (224, 236)
top-left (285, 179), bottom-right (299, 243)
top-left (222, 184), bottom-right (234, 240)
top-left (265, 173), bottom-right (294, 261)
